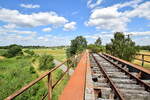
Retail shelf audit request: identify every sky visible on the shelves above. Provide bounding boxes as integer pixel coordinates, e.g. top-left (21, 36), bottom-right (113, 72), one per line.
top-left (0, 0), bottom-right (150, 46)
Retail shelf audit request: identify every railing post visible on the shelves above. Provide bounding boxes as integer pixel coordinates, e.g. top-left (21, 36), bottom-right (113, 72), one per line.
top-left (48, 73), bottom-right (52, 100)
top-left (142, 54), bottom-right (144, 66)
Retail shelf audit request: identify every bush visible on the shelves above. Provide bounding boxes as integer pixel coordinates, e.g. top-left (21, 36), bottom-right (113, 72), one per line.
top-left (88, 44), bottom-right (104, 53)
top-left (39, 54), bottom-right (55, 70)
top-left (3, 44), bottom-right (23, 58)
top-left (30, 66), bottom-right (36, 74)
top-left (24, 49), bottom-right (35, 56)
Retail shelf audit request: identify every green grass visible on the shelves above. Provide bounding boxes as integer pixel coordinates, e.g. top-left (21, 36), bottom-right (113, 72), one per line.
top-left (31, 48), bottom-right (67, 62)
top-left (0, 48), bottom-right (70, 100)
top-left (132, 50), bottom-right (150, 69)
top-left (32, 56), bottom-right (68, 100)
top-left (0, 56), bottom-right (46, 100)
top-left (0, 49), bottom-right (7, 56)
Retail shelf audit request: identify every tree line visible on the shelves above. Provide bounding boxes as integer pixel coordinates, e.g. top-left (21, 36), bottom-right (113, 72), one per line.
top-left (66, 32), bottom-right (141, 62)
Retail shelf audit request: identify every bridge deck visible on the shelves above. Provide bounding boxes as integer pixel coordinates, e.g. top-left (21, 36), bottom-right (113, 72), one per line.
top-left (59, 51), bottom-right (89, 100)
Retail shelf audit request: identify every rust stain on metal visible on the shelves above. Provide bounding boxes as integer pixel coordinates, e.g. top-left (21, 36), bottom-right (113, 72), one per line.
top-left (103, 53), bottom-right (150, 74)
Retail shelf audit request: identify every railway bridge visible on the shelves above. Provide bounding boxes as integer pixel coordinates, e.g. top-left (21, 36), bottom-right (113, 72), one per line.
top-left (5, 51), bottom-right (150, 100)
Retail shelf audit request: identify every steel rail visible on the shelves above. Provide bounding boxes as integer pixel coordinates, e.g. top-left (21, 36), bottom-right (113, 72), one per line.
top-left (91, 53), bottom-right (125, 100)
top-left (5, 52), bottom-right (82, 100)
top-left (98, 53), bottom-right (150, 92)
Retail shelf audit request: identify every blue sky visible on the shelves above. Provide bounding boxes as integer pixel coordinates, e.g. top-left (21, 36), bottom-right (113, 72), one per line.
top-left (0, 0), bottom-right (150, 46)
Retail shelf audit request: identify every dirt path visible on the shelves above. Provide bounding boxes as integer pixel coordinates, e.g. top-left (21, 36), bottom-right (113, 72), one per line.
top-left (31, 61), bottom-right (48, 87)
top-left (0, 56), bottom-right (5, 60)
top-left (54, 59), bottom-right (74, 76)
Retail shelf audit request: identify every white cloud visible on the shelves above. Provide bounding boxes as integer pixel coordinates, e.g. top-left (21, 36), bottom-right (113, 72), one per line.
top-left (0, 32), bottom-right (72, 46)
top-left (125, 31), bottom-right (150, 36)
top-left (124, 2), bottom-right (150, 19)
top-left (0, 8), bottom-right (68, 28)
top-left (85, 6), bottom-right (129, 31)
top-left (0, 25), bottom-right (36, 36)
top-left (63, 22), bottom-right (76, 31)
top-left (42, 27), bottom-right (52, 32)
top-left (113, 0), bottom-right (142, 9)
top-left (133, 36), bottom-right (150, 46)
top-left (20, 4), bottom-right (40, 9)
top-left (85, 31), bottom-right (150, 45)
top-left (87, 0), bottom-right (103, 9)
top-left (3, 24), bottom-right (16, 29)
top-left (85, 1), bottom-right (150, 32)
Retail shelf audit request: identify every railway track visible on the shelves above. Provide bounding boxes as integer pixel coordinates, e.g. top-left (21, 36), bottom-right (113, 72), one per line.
top-left (90, 53), bottom-right (150, 100)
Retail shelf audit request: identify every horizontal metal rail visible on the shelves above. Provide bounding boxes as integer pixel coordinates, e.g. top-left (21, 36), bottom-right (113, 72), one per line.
top-left (99, 54), bottom-right (150, 92)
top-left (42, 62), bottom-right (75, 100)
top-left (136, 53), bottom-right (150, 56)
top-left (91, 53), bottom-right (125, 100)
top-left (5, 52), bottom-right (83, 100)
top-left (103, 53), bottom-right (150, 74)
top-left (134, 58), bottom-right (150, 63)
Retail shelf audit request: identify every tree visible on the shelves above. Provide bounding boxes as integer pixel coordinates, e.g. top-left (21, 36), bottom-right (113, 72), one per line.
top-left (95, 37), bottom-right (102, 46)
top-left (39, 54), bottom-right (55, 70)
top-left (87, 44), bottom-right (104, 53)
top-left (3, 44), bottom-right (23, 58)
top-left (106, 32), bottom-right (139, 61)
top-left (66, 36), bottom-right (87, 57)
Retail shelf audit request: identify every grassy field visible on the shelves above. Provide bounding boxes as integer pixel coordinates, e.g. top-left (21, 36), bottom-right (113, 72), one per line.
top-left (31, 48), bottom-right (67, 62)
top-left (0, 49), bottom-right (7, 56)
top-left (0, 56), bottom-right (46, 100)
top-left (0, 48), bottom-right (68, 100)
top-left (132, 50), bottom-right (150, 69)
top-left (32, 56), bottom-right (68, 100)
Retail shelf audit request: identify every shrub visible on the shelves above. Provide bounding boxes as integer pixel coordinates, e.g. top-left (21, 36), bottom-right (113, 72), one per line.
top-left (30, 66), bottom-right (36, 74)
top-left (24, 50), bottom-right (35, 56)
top-left (88, 44), bottom-right (104, 53)
top-left (39, 54), bottom-right (55, 70)
top-left (106, 32), bottom-right (139, 61)
top-left (3, 44), bottom-right (23, 58)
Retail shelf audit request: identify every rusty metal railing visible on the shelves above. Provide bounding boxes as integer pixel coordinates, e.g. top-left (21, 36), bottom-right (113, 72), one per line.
top-left (99, 53), bottom-right (150, 92)
top-left (134, 53), bottom-right (150, 66)
top-left (5, 52), bottom-right (83, 100)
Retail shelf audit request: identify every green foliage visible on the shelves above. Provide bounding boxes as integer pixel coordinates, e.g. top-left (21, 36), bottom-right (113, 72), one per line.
top-left (30, 66), bottom-right (36, 74)
top-left (0, 49), bottom-right (7, 56)
top-left (95, 37), bottom-right (102, 46)
top-left (106, 32), bottom-right (139, 61)
top-left (66, 36), bottom-right (87, 57)
top-left (139, 45), bottom-right (150, 51)
top-left (0, 57), bottom-right (46, 99)
top-left (39, 54), bottom-right (55, 70)
top-left (24, 49), bottom-right (35, 56)
top-left (3, 44), bottom-right (23, 58)
top-left (88, 44), bottom-right (104, 53)
top-left (52, 69), bottom-right (68, 100)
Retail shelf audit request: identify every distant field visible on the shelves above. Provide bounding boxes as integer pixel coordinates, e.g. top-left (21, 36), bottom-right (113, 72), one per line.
top-left (132, 50), bottom-right (150, 69)
top-left (31, 48), bottom-right (67, 62)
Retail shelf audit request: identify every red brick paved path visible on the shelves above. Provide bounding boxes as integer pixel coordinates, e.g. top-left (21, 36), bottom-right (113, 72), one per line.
top-left (59, 51), bottom-right (88, 100)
